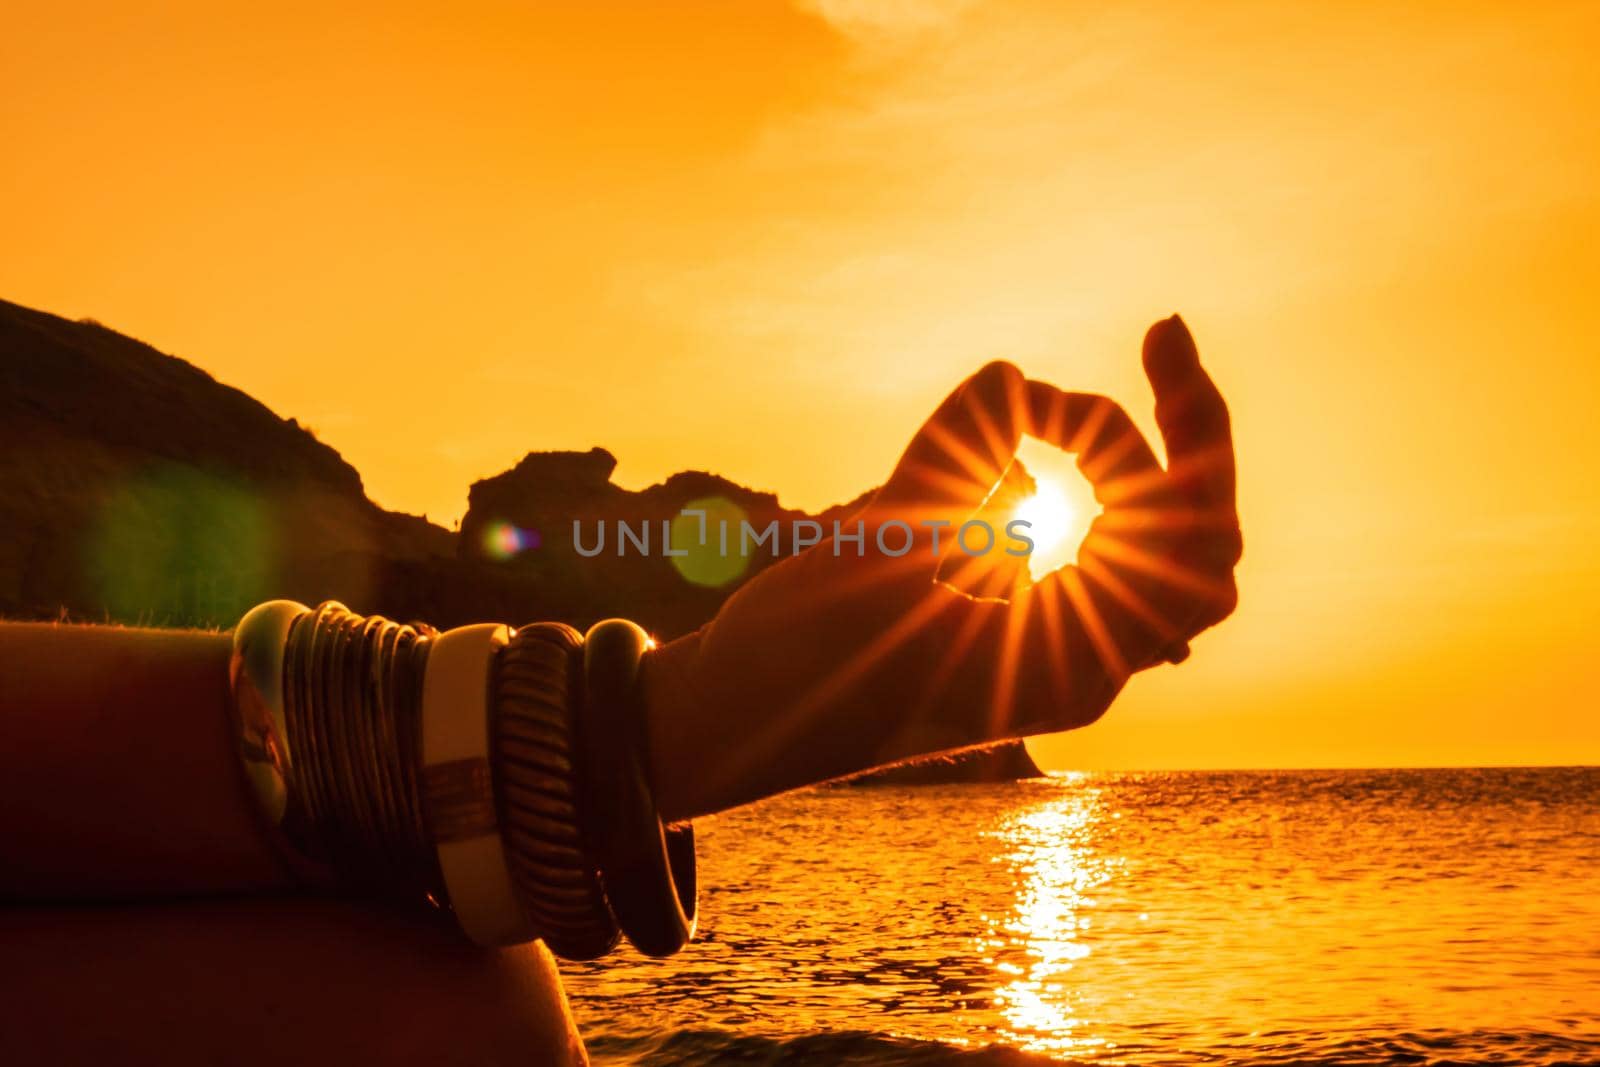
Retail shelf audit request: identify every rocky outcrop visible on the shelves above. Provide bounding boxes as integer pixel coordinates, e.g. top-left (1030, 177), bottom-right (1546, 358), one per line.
top-left (456, 446), bottom-right (872, 640)
top-left (843, 743), bottom-right (1045, 785)
top-left (0, 299), bottom-right (450, 626)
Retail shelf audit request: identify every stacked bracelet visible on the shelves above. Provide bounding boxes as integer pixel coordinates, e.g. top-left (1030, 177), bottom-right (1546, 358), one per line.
top-left (417, 621), bottom-right (527, 945)
top-left (492, 623), bottom-right (619, 960)
top-left (229, 600), bottom-right (440, 894)
top-left (577, 620), bottom-right (698, 957)
top-left (227, 600), bottom-right (694, 958)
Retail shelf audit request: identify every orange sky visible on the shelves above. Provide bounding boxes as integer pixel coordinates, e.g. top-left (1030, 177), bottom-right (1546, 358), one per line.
top-left (4, 1), bottom-right (1597, 768)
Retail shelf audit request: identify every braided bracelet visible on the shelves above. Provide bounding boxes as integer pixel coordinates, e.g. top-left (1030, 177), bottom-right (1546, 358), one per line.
top-left (228, 600), bottom-right (693, 957)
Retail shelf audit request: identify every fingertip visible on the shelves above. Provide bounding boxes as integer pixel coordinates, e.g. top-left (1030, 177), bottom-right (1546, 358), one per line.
top-left (971, 358), bottom-right (1025, 395)
top-left (1142, 314), bottom-right (1199, 378)
top-left (1169, 313), bottom-right (1195, 351)
top-left (964, 359), bottom-right (1027, 433)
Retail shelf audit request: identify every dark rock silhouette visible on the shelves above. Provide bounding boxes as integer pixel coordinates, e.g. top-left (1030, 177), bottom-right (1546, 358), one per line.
top-left (839, 744), bottom-right (1044, 785)
top-left (0, 299), bottom-right (453, 628)
top-left (0, 297), bottom-right (1040, 783)
top-left (459, 446), bottom-right (872, 641)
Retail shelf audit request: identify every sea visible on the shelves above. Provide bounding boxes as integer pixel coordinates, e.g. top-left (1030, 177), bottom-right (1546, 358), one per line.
top-left (563, 768), bottom-right (1599, 1066)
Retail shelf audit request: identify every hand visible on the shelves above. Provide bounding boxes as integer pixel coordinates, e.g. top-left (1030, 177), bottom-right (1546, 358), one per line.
top-left (644, 316), bottom-right (1240, 819)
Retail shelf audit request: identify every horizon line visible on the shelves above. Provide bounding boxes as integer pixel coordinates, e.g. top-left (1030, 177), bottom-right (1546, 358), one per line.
top-left (1036, 762), bottom-right (1598, 774)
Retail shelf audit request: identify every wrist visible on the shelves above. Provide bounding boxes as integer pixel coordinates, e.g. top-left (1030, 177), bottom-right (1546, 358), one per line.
top-left (227, 600), bottom-right (695, 958)
top-left (636, 630), bottom-right (706, 824)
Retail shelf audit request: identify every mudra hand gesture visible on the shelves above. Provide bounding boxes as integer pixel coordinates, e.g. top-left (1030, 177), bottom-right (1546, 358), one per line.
top-left (645, 315), bottom-right (1241, 819)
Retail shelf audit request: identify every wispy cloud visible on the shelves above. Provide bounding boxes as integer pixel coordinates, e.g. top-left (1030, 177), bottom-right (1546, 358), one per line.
top-left (795, 0), bottom-right (980, 40)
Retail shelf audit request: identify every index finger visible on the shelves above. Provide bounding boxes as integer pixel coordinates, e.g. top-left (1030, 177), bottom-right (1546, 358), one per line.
top-left (1142, 315), bottom-right (1237, 517)
top-left (874, 359), bottom-right (1027, 516)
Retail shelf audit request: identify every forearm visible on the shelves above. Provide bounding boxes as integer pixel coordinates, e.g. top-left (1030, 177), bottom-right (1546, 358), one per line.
top-left (0, 623), bottom-right (289, 899)
top-left (640, 614), bottom-right (1014, 822)
top-left (637, 554), bottom-right (1127, 822)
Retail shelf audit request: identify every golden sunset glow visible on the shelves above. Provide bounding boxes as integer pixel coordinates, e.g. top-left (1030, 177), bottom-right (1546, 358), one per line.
top-left (3, 1), bottom-right (1597, 771)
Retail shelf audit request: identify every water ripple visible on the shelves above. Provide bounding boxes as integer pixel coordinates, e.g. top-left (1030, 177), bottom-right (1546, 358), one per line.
top-left (567, 768), bottom-right (1600, 1064)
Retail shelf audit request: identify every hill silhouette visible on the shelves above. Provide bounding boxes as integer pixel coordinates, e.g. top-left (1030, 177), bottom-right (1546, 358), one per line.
top-left (0, 297), bottom-right (1040, 783)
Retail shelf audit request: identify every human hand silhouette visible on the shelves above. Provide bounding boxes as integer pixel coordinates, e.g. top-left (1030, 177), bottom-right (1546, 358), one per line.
top-left (644, 316), bottom-right (1240, 819)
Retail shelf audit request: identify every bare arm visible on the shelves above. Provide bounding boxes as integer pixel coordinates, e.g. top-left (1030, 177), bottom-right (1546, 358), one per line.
top-left (0, 623), bottom-right (289, 898)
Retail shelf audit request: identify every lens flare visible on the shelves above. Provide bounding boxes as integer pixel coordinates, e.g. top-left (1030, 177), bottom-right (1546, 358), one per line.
top-left (481, 520), bottom-right (540, 561)
top-left (670, 495), bottom-right (752, 588)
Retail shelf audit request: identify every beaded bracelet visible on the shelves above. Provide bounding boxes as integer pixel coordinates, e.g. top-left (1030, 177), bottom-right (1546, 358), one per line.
top-left (228, 600), bottom-right (693, 958)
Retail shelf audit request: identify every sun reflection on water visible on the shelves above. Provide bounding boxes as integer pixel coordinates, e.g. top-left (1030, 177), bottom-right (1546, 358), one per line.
top-left (566, 770), bottom-right (1600, 1065)
top-left (980, 775), bottom-right (1123, 1056)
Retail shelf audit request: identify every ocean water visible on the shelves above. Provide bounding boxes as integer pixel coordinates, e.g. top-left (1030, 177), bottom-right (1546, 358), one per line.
top-left (563, 768), bottom-right (1600, 1065)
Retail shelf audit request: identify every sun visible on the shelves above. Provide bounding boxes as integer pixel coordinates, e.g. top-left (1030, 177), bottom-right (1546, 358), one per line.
top-left (1012, 481), bottom-right (1078, 582)
top-left (1010, 440), bottom-right (1101, 583)
top-left (1014, 480), bottom-right (1074, 551)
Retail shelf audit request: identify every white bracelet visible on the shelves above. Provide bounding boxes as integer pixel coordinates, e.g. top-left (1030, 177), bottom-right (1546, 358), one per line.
top-left (419, 622), bottom-right (533, 947)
